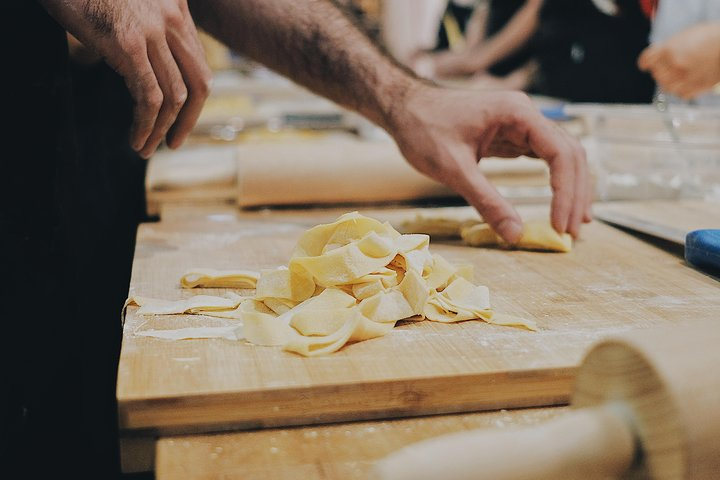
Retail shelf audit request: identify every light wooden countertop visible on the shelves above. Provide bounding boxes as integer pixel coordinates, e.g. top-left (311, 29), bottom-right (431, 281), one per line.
top-left (119, 201), bottom-right (719, 474)
top-left (155, 406), bottom-right (569, 480)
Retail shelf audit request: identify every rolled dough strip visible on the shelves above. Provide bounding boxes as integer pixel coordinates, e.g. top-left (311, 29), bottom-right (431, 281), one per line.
top-left (237, 139), bottom-right (547, 208)
top-left (180, 269), bottom-right (260, 289)
top-left (399, 215), bottom-right (478, 239)
top-left (237, 138), bottom-right (456, 207)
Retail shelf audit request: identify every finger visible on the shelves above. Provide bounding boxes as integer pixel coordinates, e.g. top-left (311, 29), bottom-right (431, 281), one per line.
top-left (584, 167), bottom-right (593, 223)
top-left (637, 45), bottom-right (660, 71)
top-left (140, 40), bottom-right (188, 158)
top-left (121, 46), bottom-right (164, 154)
top-left (165, 19), bottom-right (213, 149)
top-left (525, 116), bottom-right (577, 235)
top-left (654, 66), bottom-right (688, 90)
top-left (566, 135), bottom-right (588, 238)
top-left (663, 77), bottom-right (694, 98)
top-left (476, 123), bottom-right (500, 157)
top-left (485, 141), bottom-right (533, 158)
top-left (453, 160), bottom-right (523, 244)
top-left (672, 79), bottom-right (706, 100)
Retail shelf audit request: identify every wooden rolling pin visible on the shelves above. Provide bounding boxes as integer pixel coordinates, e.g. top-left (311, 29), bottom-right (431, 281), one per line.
top-left (374, 320), bottom-right (720, 480)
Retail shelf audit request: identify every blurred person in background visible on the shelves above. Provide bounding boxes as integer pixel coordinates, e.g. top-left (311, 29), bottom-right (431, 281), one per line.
top-left (531, 0), bottom-right (655, 103)
top-left (411, 0), bottom-right (542, 91)
top-left (638, 0), bottom-right (720, 104)
top-left (410, 0), bottom-right (656, 103)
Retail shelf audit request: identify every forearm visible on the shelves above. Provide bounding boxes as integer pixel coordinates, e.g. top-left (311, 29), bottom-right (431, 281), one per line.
top-left (465, 0), bottom-right (541, 71)
top-left (463, 3), bottom-right (490, 49)
top-left (189, 0), bottom-right (419, 131)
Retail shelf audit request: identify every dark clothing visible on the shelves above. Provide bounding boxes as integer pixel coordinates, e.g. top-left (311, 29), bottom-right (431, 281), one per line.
top-left (1, 2), bottom-right (146, 478)
top-left (530, 0), bottom-right (655, 103)
top-left (435, 1), bottom-right (476, 51)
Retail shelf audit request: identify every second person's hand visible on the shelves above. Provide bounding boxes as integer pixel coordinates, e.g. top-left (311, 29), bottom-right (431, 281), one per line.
top-left (638, 22), bottom-right (720, 100)
top-left (41, 0), bottom-right (213, 158)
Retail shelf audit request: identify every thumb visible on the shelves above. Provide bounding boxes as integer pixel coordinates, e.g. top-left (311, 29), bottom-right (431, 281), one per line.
top-left (455, 166), bottom-right (523, 244)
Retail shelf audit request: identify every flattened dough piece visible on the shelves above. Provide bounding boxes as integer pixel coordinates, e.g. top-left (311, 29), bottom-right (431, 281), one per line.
top-left (127, 293), bottom-right (246, 315)
top-left (461, 218), bottom-right (572, 252)
top-left (181, 269), bottom-right (260, 289)
top-left (402, 214), bottom-right (572, 252)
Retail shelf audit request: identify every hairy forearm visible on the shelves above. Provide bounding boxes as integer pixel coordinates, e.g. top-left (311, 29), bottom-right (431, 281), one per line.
top-left (189, 0), bottom-right (419, 131)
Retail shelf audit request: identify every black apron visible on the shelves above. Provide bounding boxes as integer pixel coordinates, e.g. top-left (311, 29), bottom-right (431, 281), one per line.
top-left (0, 2), bottom-right (146, 477)
top-left (530, 0), bottom-right (655, 103)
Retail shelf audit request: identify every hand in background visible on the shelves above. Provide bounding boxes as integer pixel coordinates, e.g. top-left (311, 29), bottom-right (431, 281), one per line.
top-left (639, 22), bottom-right (720, 100)
top-left (390, 86), bottom-right (591, 243)
top-left (41, 0), bottom-right (213, 158)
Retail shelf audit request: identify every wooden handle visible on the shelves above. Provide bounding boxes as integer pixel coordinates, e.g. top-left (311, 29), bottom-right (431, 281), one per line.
top-left (372, 405), bottom-right (636, 480)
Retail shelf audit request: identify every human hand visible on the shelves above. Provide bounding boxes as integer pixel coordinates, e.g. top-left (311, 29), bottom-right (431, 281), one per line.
top-left (638, 22), bottom-right (720, 100)
top-left (410, 53), bottom-right (438, 80)
top-left (41, 0), bottom-right (213, 158)
top-left (409, 50), bottom-right (488, 80)
top-left (389, 85), bottom-right (591, 243)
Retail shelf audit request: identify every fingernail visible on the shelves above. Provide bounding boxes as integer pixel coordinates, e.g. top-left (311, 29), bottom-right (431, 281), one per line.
top-left (139, 147), bottom-right (154, 160)
top-left (131, 138), bottom-right (144, 152)
top-left (497, 218), bottom-right (523, 244)
top-left (168, 136), bottom-right (185, 150)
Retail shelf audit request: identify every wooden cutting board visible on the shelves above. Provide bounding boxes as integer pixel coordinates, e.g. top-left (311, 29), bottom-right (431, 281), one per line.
top-left (118, 205), bottom-right (720, 442)
top-left (594, 200), bottom-right (719, 245)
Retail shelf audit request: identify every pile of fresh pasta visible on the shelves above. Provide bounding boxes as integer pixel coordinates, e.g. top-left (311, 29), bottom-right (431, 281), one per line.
top-left (128, 212), bottom-right (535, 356)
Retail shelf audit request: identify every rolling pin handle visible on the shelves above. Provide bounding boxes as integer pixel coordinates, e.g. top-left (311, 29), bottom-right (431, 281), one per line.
top-left (372, 404), bottom-right (637, 480)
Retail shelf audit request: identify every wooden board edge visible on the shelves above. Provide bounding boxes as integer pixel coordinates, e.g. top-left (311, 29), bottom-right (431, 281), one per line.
top-left (119, 367), bottom-right (575, 436)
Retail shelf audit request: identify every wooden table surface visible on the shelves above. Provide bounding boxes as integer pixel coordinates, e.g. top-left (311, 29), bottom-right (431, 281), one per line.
top-left (594, 199), bottom-right (719, 244)
top-left (118, 202), bottom-right (720, 473)
top-left (155, 406), bottom-right (569, 480)
top-left (143, 138), bottom-right (552, 219)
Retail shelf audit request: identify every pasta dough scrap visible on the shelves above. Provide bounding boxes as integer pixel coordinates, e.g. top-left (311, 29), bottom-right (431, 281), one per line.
top-left (255, 267), bottom-right (315, 303)
top-left (284, 308), bottom-right (396, 357)
top-left (128, 292), bottom-right (246, 316)
top-left (128, 212), bottom-right (537, 356)
top-left (424, 277), bottom-right (493, 323)
top-left (291, 231), bottom-right (398, 287)
top-left (399, 215), bottom-right (476, 239)
top-left (135, 326), bottom-right (244, 341)
top-left (461, 219), bottom-right (572, 252)
top-left (181, 269), bottom-right (259, 289)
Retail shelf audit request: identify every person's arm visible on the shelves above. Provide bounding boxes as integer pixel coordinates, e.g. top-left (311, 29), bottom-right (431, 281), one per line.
top-left (638, 21), bottom-right (720, 100)
top-left (460, 0), bottom-right (542, 73)
top-left (40, 0), bottom-right (212, 159)
top-left (190, 0), bottom-right (590, 241)
top-left (470, 60), bottom-right (538, 92)
top-left (463, 2), bottom-right (491, 50)
top-left (419, 0), bottom-right (543, 79)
